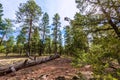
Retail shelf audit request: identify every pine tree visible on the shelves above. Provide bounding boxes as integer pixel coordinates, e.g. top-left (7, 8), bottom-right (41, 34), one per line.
top-left (76, 0), bottom-right (120, 38)
top-left (41, 12), bottom-right (50, 54)
top-left (16, 28), bottom-right (26, 55)
top-left (0, 3), bottom-right (3, 25)
top-left (41, 12), bottom-right (49, 43)
top-left (64, 25), bottom-right (73, 55)
top-left (52, 13), bottom-right (61, 53)
top-left (31, 27), bottom-right (40, 55)
top-left (0, 19), bottom-right (13, 46)
top-left (58, 30), bottom-right (62, 55)
top-left (45, 35), bottom-right (51, 54)
top-left (16, 0), bottom-right (42, 54)
top-left (5, 36), bottom-right (14, 56)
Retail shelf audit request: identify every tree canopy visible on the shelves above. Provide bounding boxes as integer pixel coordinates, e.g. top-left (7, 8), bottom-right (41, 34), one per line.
top-left (16, 0), bottom-right (42, 55)
top-left (76, 0), bottom-right (120, 38)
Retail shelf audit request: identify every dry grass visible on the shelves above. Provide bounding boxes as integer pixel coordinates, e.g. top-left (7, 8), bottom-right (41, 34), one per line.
top-left (0, 58), bottom-right (77, 80)
top-left (0, 53), bottom-right (21, 57)
top-left (0, 53), bottom-right (27, 66)
top-left (0, 53), bottom-right (49, 66)
top-left (0, 58), bottom-right (27, 66)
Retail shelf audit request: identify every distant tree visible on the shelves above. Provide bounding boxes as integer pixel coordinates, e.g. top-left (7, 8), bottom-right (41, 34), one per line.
top-left (0, 19), bottom-right (13, 45)
top-left (16, 0), bottom-right (42, 54)
top-left (38, 39), bottom-right (44, 56)
top-left (41, 12), bottom-right (49, 43)
top-left (58, 30), bottom-right (62, 55)
top-left (0, 3), bottom-right (3, 25)
top-left (41, 12), bottom-right (50, 54)
top-left (45, 35), bottom-right (51, 54)
top-left (52, 13), bottom-right (61, 53)
top-left (64, 25), bottom-right (73, 55)
top-left (16, 28), bottom-right (26, 55)
top-left (31, 27), bottom-right (40, 55)
top-left (5, 36), bottom-right (14, 56)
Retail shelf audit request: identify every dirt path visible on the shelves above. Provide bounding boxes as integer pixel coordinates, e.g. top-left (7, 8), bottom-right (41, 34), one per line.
top-left (0, 58), bottom-right (78, 80)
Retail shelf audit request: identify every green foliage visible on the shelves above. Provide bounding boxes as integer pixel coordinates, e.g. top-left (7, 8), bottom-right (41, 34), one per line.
top-left (76, 0), bottom-right (120, 37)
top-left (72, 13), bottom-right (88, 50)
top-left (72, 39), bottom-right (120, 79)
top-left (58, 30), bottom-right (62, 55)
top-left (44, 36), bottom-right (51, 54)
top-left (5, 36), bottom-right (14, 56)
top-left (16, 0), bottom-right (42, 23)
top-left (16, 0), bottom-right (42, 54)
top-left (41, 12), bottom-right (49, 42)
top-left (0, 18), bottom-right (14, 46)
top-left (0, 45), bottom-right (5, 53)
top-left (31, 27), bottom-right (40, 55)
top-left (52, 13), bottom-right (61, 53)
top-left (72, 50), bottom-right (87, 67)
top-left (0, 3), bottom-right (3, 23)
top-left (64, 25), bottom-right (73, 55)
top-left (93, 74), bottom-right (118, 80)
top-left (16, 28), bottom-right (26, 54)
top-left (71, 1), bottom-right (120, 79)
top-left (40, 12), bottom-right (50, 54)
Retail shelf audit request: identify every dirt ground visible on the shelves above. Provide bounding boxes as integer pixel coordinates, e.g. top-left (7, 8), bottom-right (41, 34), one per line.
top-left (0, 58), bottom-right (80, 80)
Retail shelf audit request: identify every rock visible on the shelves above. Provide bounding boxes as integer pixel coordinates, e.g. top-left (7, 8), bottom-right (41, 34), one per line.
top-left (29, 78), bottom-right (35, 80)
top-left (55, 76), bottom-right (66, 80)
top-left (38, 74), bottom-right (49, 80)
top-left (72, 75), bottom-right (80, 80)
top-left (10, 72), bottom-right (16, 76)
top-left (65, 71), bottom-right (69, 73)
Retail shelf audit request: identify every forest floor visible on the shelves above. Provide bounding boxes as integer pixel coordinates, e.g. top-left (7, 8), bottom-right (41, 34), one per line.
top-left (0, 56), bottom-right (93, 80)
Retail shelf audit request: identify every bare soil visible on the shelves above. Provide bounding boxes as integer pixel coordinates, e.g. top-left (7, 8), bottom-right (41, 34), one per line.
top-left (0, 58), bottom-right (79, 80)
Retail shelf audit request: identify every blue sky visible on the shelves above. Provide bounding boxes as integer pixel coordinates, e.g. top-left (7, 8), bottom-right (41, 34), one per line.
top-left (0, 0), bottom-right (78, 28)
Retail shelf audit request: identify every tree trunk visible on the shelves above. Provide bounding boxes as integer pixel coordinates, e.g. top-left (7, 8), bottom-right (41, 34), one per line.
top-left (101, 6), bottom-right (120, 38)
top-left (0, 54), bottom-right (60, 76)
top-left (28, 18), bottom-right (32, 55)
top-left (108, 19), bottom-right (120, 38)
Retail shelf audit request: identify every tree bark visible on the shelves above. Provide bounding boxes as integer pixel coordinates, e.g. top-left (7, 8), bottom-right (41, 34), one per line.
top-left (28, 18), bottom-right (32, 55)
top-left (100, 3), bottom-right (120, 38)
top-left (108, 19), bottom-right (120, 38)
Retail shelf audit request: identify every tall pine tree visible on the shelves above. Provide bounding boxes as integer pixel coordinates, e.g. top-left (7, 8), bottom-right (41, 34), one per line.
top-left (16, 0), bottom-right (42, 55)
top-left (52, 13), bottom-right (61, 53)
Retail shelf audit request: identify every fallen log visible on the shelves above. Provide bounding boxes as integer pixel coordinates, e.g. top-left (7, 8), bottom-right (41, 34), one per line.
top-left (0, 54), bottom-right (60, 76)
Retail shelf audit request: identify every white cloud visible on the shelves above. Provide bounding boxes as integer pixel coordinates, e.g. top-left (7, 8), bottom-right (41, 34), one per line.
top-left (57, 0), bottom-right (78, 28)
top-left (1, 0), bottom-right (78, 30)
top-left (1, 0), bottom-right (78, 26)
top-left (37, 0), bottom-right (78, 25)
top-left (0, 0), bottom-right (28, 19)
top-left (0, 0), bottom-right (78, 44)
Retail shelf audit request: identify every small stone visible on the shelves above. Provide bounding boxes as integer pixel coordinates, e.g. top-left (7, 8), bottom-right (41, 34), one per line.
top-left (72, 75), bottom-right (80, 80)
top-left (38, 74), bottom-right (49, 80)
top-left (29, 78), bottom-right (35, 80)
top-left (10, 72), bottom-right (16, 76)
top-left (66, 71), bottom-right (69, 73)
top-left (55, 76), bottom-right (66, 80)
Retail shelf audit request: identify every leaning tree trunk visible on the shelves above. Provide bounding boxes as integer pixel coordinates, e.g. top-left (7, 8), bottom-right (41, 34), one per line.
top-left (0, 54), bottom-right (60, 76)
